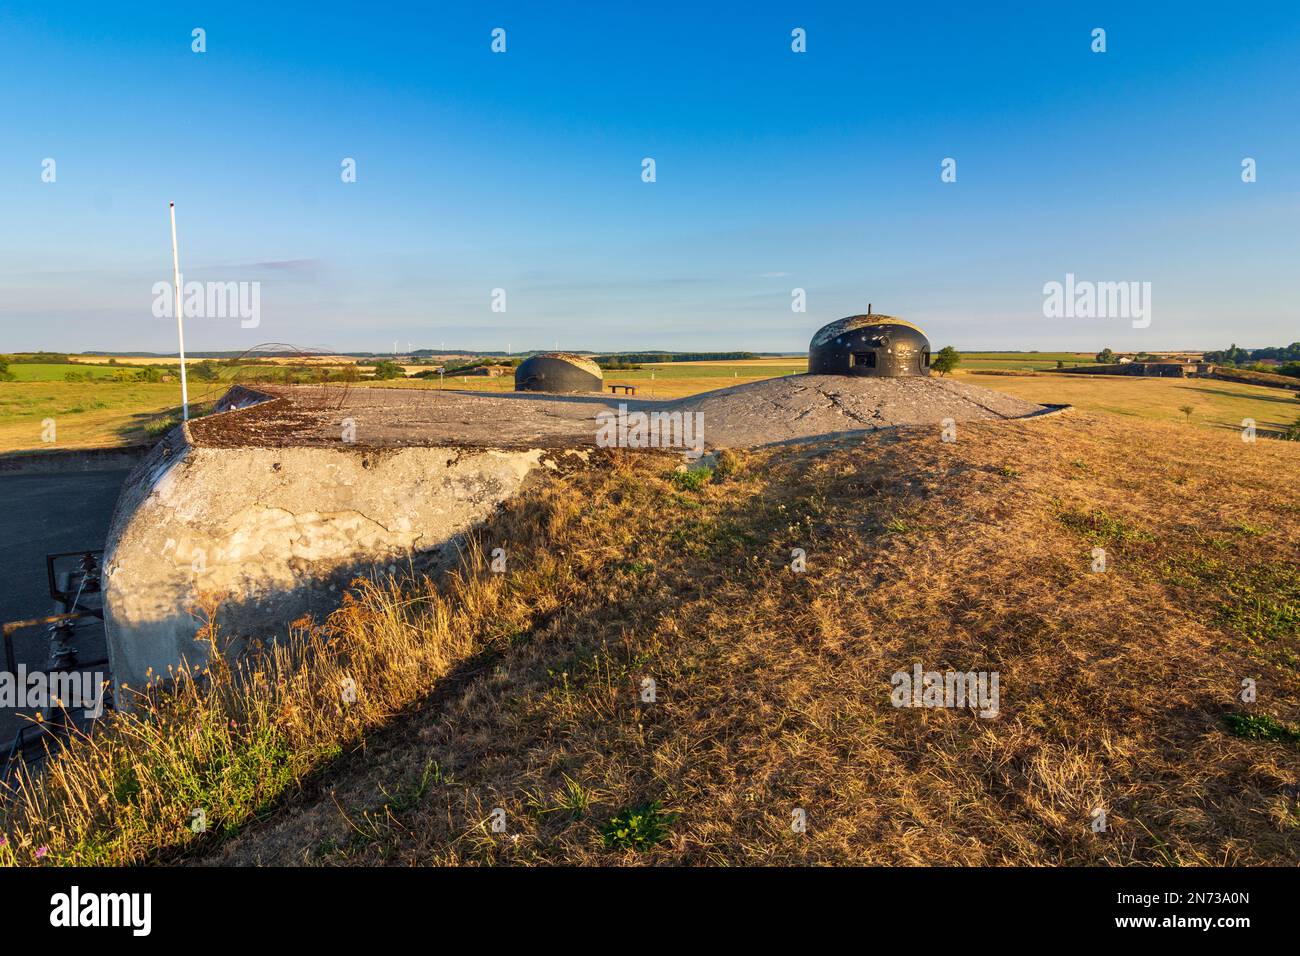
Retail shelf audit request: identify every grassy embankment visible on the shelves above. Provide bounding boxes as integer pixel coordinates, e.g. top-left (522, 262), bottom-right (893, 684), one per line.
top-left (2, 412), bottom-right (1296, 865)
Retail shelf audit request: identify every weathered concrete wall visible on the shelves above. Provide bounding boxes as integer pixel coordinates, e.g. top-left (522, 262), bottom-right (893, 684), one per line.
top-left (102, 427), bottom-right (561, 698)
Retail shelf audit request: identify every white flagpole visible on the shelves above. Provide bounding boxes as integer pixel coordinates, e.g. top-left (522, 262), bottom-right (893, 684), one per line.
top-left (169, 201), bottom-right (190, 421)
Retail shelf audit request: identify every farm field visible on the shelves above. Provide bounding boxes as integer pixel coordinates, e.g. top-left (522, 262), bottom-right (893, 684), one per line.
top-left (2, 354), bottom-right (1296, 453)
top-left (950, 369), bottom-right (1300, 436)
top-left (0, 380), bottom-right (186, 451)
top-left (0, 360), bottom-right (332, 451)
top-left (954, 352), bottom-right (1095, 371)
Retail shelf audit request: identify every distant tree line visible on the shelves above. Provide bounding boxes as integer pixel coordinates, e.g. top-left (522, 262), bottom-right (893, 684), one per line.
top-left (441, 357), bottom-right (521, 374)
top-left (1206, 342), bottom-right (1300, 364)
top-left (595, 352), bottom-right (758, 364)
top-left (1204, 342), bottom-right (1300, 373)
top-left (1095, 348), bottom-right (1159, 363)
top-left (52, 359), bottom-right (369, 386)
top-left (1094, 343), bottom-right (1300, 379)
top-left (2, 351), bottom-right (74, 364)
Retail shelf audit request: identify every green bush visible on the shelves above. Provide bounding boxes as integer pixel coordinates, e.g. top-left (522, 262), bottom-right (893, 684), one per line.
top-left (1224, 712), bottom-right (1300, 745)
top-left (191, 360), bottom-right (222, 382)
top-left (1283, 415), bottom-right (1300, 442)
top-left (602, 801), bottom-right (678, 851)
top-left (930, 345), bottom-right (960, 377)
top-left (144, 415), bottom-right (181, 439)
top-left (671, 466), bottom-right (713, 491)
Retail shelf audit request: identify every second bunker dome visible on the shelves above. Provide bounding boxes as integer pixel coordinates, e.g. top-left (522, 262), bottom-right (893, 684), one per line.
top-left (808, 310), bottom-right (931, 377)
top-left (514, 352), bottom-right (604, 393)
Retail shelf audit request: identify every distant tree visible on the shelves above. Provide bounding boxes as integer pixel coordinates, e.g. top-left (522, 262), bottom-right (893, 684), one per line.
top-left (1205, 343), bottom-right (1251, 366)
top-left (1096, 348), bottom-right (1115, 364)
top-left (0, 356), bottom-right (12, 382)
top-left (369, 360), bottom-right (405, 380)
top-left (1285, 413), bottom-right (1300, 442)
top-left (1056, 360), bottom-right (1065, 369)
top-left (1179, 404), bottom-right (1194, 422)
top-left (191, 360), bottom-right (222, 382)
top-left (930, 346), bottom-right (960, 377)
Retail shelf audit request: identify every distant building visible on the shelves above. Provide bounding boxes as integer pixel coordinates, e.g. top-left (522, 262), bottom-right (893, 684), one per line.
top-left (1133, 362), bottom-right (1197, 378)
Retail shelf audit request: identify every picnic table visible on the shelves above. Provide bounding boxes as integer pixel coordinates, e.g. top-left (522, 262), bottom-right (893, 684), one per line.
top-left (608, 384), bottom-right (638, 395)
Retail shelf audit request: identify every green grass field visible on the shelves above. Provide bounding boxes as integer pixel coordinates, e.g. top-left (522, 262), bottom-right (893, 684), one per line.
top-left (2, 353), bottom-right (1296, 452)
top-left (0, 380), bottom-right (188, 450)
top-left (5, 362), bottom-right (128, 381)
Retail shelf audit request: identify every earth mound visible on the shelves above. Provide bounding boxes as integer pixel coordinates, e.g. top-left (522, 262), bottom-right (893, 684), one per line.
top-left (187, 377), bottom-right (1058, 452)
top-left (668, 374), bottom-right (1054, 446)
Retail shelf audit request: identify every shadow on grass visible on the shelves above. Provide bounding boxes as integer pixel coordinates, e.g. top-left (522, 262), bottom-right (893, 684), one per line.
top-left (1183, 384), bottom-right (1300, 406)
top-left (113, 401), bottom-right (216, 445)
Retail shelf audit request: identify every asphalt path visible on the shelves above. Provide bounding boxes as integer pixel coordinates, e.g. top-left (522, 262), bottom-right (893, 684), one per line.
top-left (0, 469), bottom-right (128, 749)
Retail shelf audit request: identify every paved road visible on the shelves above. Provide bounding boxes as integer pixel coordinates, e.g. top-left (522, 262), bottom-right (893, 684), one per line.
top-left (0, 469), bottom-right (129, 751)
top-left (0, 469), bottom-right (129, 621)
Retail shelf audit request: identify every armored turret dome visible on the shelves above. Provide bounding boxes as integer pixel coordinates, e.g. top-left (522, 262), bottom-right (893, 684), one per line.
top-left (808, 312), bottom-right (931, 377)
top-left (514, 352), bottom-right (603, 393)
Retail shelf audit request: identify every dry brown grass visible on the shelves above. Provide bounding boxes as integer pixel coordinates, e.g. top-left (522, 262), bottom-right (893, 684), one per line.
top-left (0, 530), bottom-right (583, 865)
top-left (167, 412), bottom-right (1298, 866)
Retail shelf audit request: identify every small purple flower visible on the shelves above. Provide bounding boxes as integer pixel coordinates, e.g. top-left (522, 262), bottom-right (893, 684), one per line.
top-left (35, 846), bottom-right (48, 859)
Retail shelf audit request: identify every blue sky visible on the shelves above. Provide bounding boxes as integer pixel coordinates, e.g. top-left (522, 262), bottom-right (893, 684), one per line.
top-left (1, 1), bottom-right (1297, 353)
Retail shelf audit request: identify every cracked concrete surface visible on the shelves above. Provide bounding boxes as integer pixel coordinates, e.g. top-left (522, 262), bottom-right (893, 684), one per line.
top-left (661, 374), bottom-right (1050, 446)
top-left (193, 377), bottom-right (1050, 452)
top-left (102, 430), bottom-right (577, 697)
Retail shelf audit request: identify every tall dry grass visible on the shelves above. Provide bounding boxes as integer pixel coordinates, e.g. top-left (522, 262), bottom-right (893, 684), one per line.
top-left (0, 471), bottom-right (595, 865)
